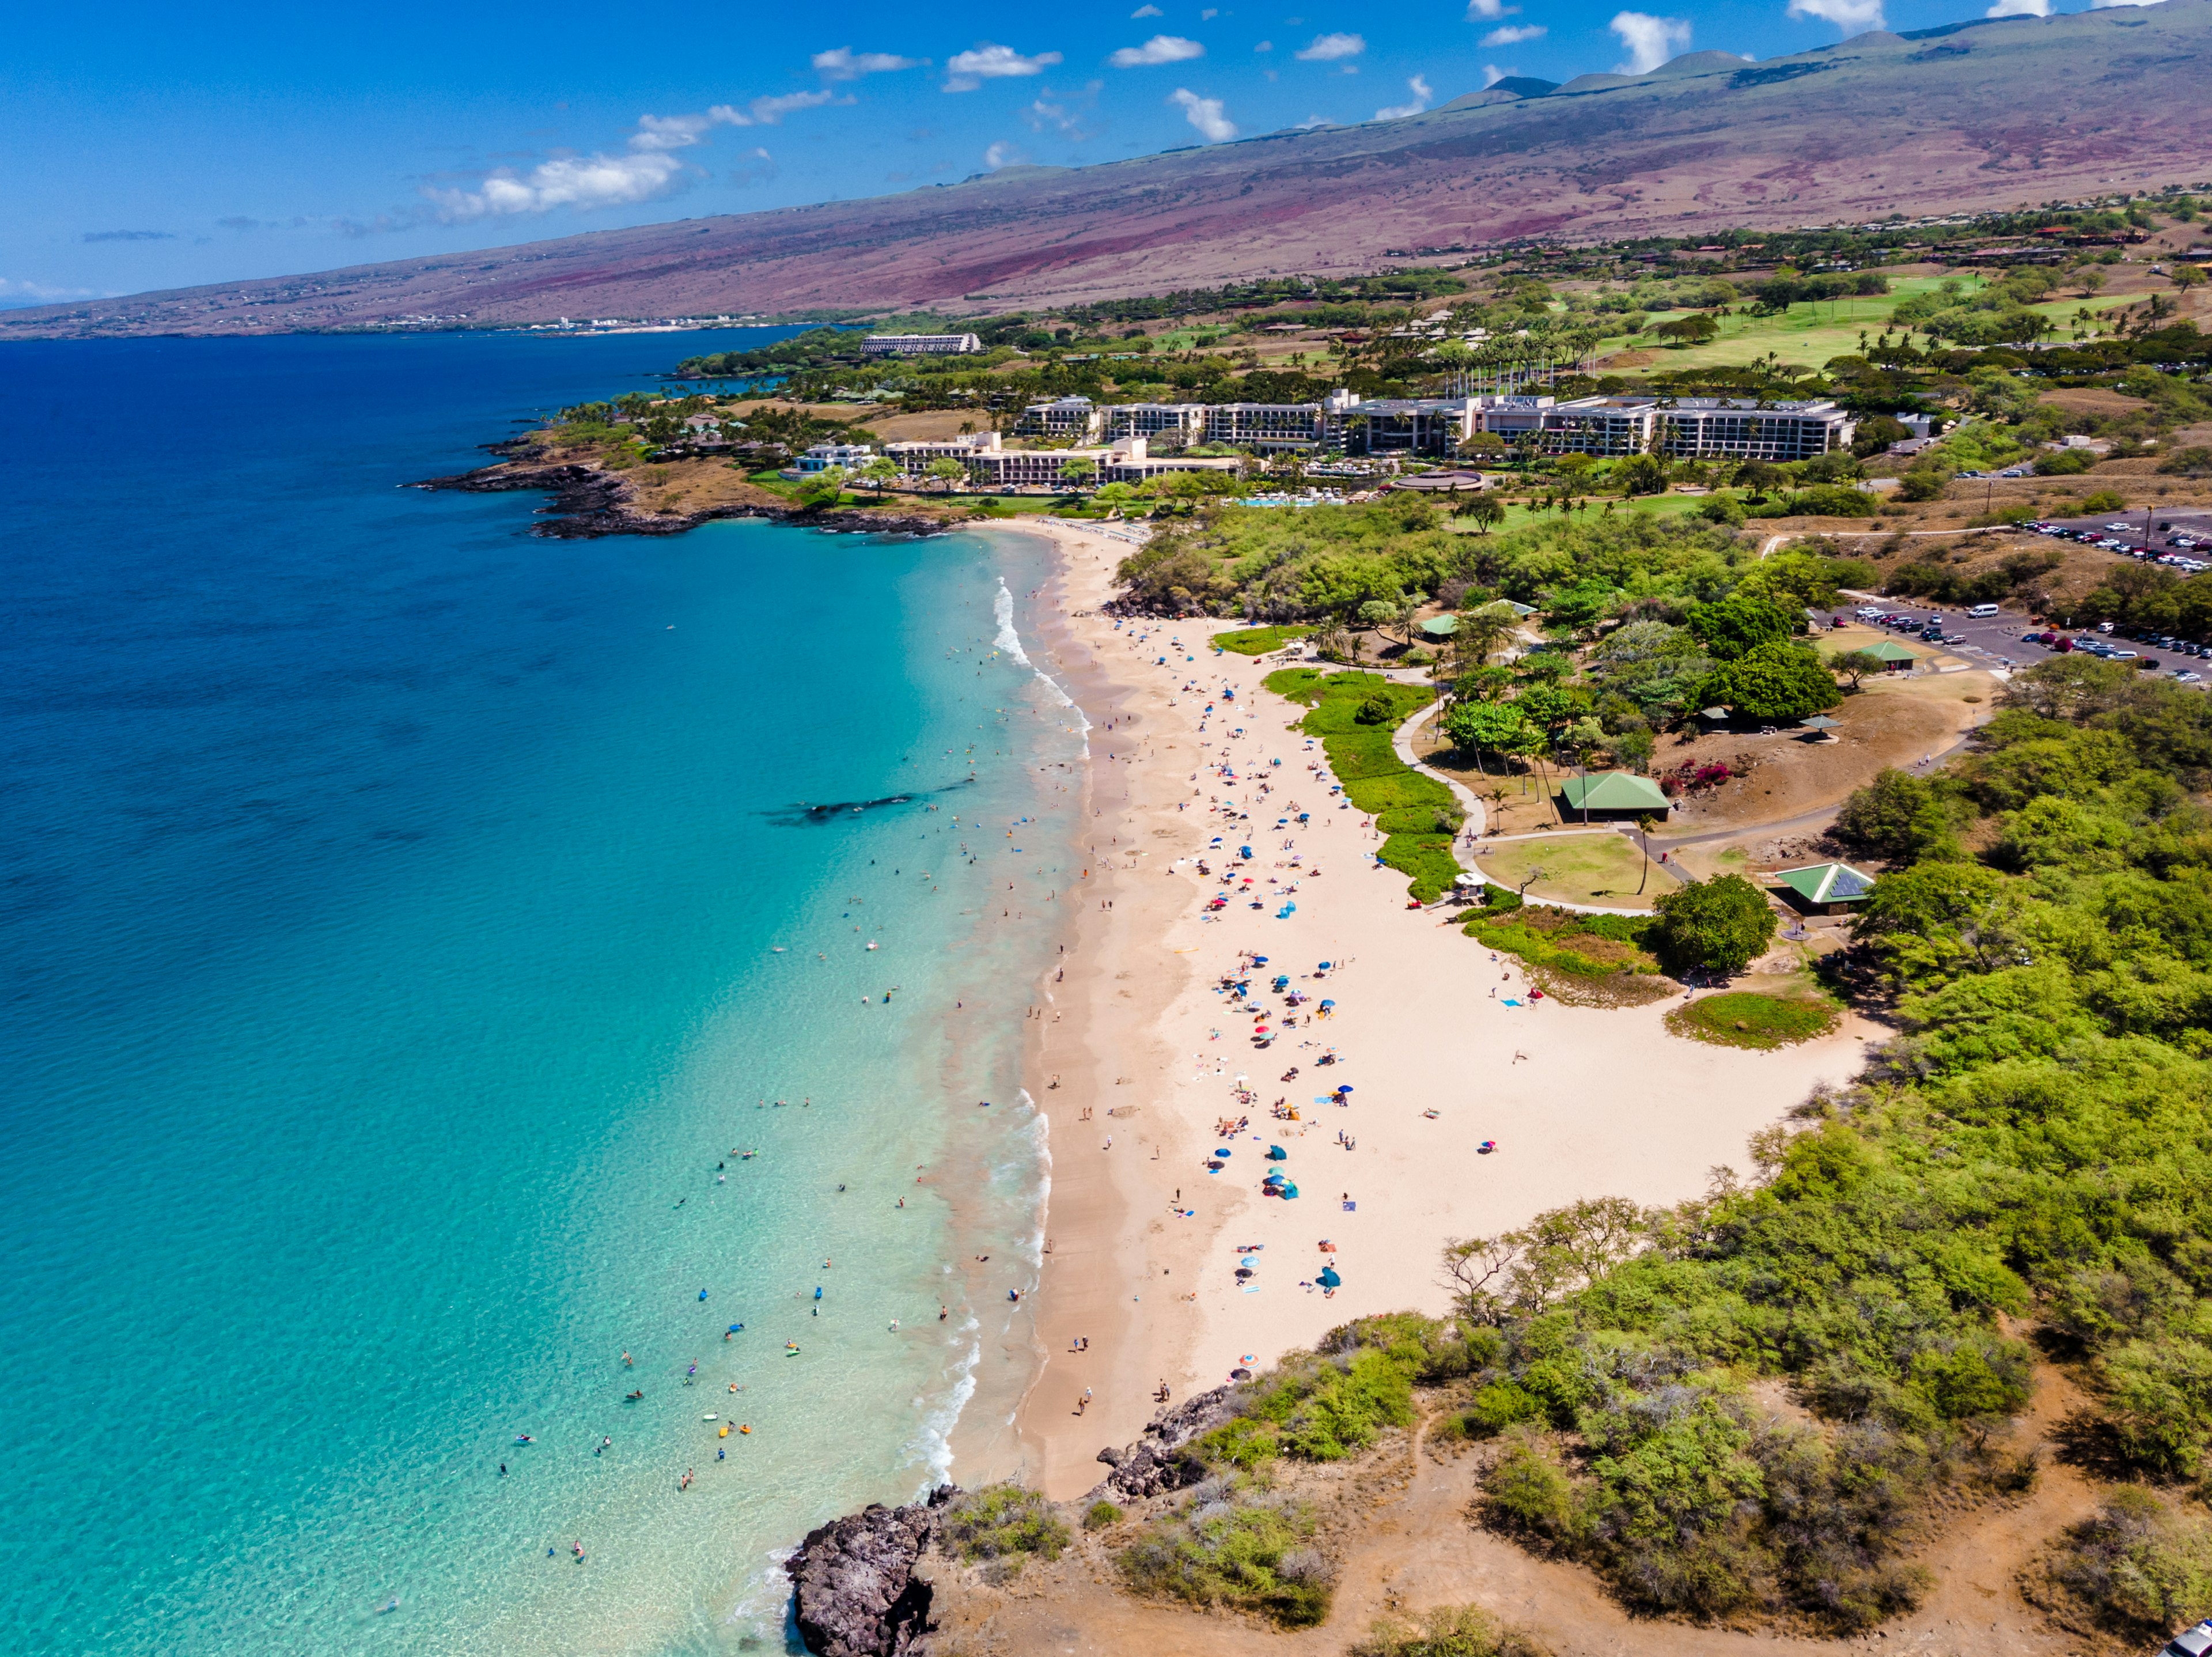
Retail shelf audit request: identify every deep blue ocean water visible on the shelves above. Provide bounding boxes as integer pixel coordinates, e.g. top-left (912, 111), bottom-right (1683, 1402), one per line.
top-left (0, 332), bottom-right (1080, 1655)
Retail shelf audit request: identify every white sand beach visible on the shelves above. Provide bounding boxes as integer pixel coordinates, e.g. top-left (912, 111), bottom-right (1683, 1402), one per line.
top-left (979, 517), bottom-right (1870, 1500)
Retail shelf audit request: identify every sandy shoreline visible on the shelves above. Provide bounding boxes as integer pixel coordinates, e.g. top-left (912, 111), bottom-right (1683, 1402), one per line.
top-left (965, 516), bottom-right (1872, 1503)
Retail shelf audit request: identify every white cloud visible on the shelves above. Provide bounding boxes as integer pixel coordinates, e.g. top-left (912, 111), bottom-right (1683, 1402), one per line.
top-left (1131, 3), bottom-right (1163, 13)
top-left (730, 147), bottom-right (778, 187)
top-left (1026, 81), bottom-right (1101, 136)
top-left (0, 277), bottom-right (96, 305)
top-left (1483, 62), bottom-right (1510, 85)
top-left (1295, 31), bottom-right (1365, 59)
top-left (1374, 74), bottom-right (1433, 119)
top-left (1111, 33), bottom-right (1205, 65)
top-left (1295, 114), bottom-right (1334, 127)
top-left (1785, 0), bottom-right (1885, 29)
top-left (1168, 86), bottom-right (1237, 139)
top-left (812, 47), bottom-right (924, 80)
top-left (984, 140), bottom-right (1028, 168)
top-left (1609, 11), bottom-right (1692, 71)
top-left (1255, 38), bottom-right (1273, 50)
top-left (2091, 0), bottom-right (2167, 8)
top-left (944, 43), bottom-right (1064, 90)
top-left (1984, 0), bottom-right (2047, 14)
top-left (1465, 0), bottom-right (1517, 17)
top-left (1483, 24), bottom-right (1547, 44)
top-left (425, 150), bottom-right (690, 221)
top-left (706, 89), bottom-right (844, 126)
top-left (1201, 6), bottom-right (1218, 15)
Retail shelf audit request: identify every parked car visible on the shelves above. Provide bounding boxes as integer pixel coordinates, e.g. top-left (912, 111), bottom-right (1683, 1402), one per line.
top-left (2175, 670), bottom-right (2201, 683)
top-left (2160, 1616), bottom-right (2212, 1657)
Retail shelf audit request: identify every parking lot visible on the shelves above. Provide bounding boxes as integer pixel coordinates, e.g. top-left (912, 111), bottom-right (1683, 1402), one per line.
top-left (2035, 506), bottom-right (2212, 574)
top-left (1836, 598), bottom-right (2210, 684)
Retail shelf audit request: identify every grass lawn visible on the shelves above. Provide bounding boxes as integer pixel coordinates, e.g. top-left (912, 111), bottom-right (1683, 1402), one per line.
top-left (1448, 493), bottom-right (1712, 535)
top-left (1473, 831), bottom-right (1669, 910)
top-left (1665, 990), bottom-right (1839, 1050)
top-left (1593, 275), bottom-right (2140, 374)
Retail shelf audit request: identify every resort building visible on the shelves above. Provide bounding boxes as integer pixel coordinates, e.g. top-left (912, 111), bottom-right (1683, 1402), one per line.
top-left (1535, 396), bottom-right (1856, 460)
top-left (863, 333), bottom-right (983, 355)
top-left (1321, 389), bottom-right (1480, 458)
top-left (1201, 402), bottom-right (1324, 452)
top-left (882, 432), bottom-right (1004, 476)
top-left (1656, 399), bottom-right (1855, 461)
top-left (1471, 395), bottom-right (1555, 442)
top-left (1105, 403), bottom-right (1209, 447)
top-left (1017, 396), bottom-right (1105, 442)
top-left (1536, 398), bottom-right (1663, 458)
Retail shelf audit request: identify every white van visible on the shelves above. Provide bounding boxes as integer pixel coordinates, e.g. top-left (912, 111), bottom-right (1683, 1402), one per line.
top-left (1968, 603), bottom-right (2002, 618)
top-left (2162, 1618), bottom-right (2212, 1657)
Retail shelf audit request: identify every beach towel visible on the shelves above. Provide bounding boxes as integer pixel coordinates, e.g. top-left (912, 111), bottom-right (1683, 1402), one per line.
top-left (1502, 998), bottom-right (1522, 1007)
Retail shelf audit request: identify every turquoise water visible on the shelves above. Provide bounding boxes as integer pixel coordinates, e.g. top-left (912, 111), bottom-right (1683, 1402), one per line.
top-left (0, 335), bottom-right (1081, 1654)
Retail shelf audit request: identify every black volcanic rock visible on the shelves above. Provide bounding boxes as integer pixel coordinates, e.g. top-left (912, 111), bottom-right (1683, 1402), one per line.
top-left (787, 1486), bottom-right (952, 1657)
top-left (1089, 1386), bottom-right (1235, 1500)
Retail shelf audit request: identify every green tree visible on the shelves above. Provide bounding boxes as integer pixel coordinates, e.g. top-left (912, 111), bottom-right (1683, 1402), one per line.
top-left (1456, 493), bottom-right (1507, 532)
top-left (1650, 875), bottom-right (1778, 975)
top-left (858, 456), bottom-right (900, 498)
top-left (1699, 641), bottom-right (1843, 721)
top-left (925, 457), bottom-right (967, 493)
top-left (1828, 648), bottom-right (1888, 692)
top-left (1445, 702), bottom-right (1537, 777)
top-left (1060, 456), bottom-right (1099, 491)
top-left (1687, 593), bottom-right (1798, 661)
top-left (795, 465), bottom-right (847, 510)
top-left (1834, 767), bottom-right (1955, 862)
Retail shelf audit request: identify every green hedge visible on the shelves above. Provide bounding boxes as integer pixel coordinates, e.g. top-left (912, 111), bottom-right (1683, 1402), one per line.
top-left (1264, 668), bottom-right (1453, 901)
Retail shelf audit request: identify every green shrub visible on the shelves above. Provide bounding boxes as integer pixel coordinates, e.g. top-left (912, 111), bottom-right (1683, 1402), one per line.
top-left (1353, 1603), bottom-right (1554, 1657)
top-left (1084, 1500), bottom-right (1124, 1530)
top-left (1479, 1433), bottom-right (1588, 1546)
top-left (941, 1484), bottom-right (1070, 1573)
top-left (1116, 1477), bottom-right (1335, 1626)
top-left (2039, 1489), bottom-right (2212, 1639)
top-left (1464, 1380), bottom-right (1547, 1436)
top-left (2082, 488), bottom-right (2128, 512)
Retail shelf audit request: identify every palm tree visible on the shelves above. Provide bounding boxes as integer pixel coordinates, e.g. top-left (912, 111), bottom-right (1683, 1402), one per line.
top-left (1635, 814), bottom-right (1661, 895)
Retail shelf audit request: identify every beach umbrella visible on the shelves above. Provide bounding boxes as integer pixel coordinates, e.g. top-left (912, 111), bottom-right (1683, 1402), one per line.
top-left (1798, 715), bottom-right (1840, 730)
top-left (1266, 1145), bottom-right (1288, 1161)
top-left (1252, 955), bottom-right (1268, 965)
top-left (1319, 1000), bottom-right (1336, 1011)
top-left (1317, 1266), bottom-right (1341, 1288)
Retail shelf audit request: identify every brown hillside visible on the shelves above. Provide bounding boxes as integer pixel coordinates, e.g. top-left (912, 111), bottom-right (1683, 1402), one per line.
top-left (10, 3), bottom-right (2212, 340)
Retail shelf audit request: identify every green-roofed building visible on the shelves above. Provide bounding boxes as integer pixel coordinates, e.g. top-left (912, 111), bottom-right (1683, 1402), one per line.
top-left (1772, 861), bottom-right (1877, 914)
top-left (1555, 770), bottom-right (1671, 820)
top-left (1419, 615), bottom-right (1459, 640)
top-left (1862, 639), bottom-right (1920, 672)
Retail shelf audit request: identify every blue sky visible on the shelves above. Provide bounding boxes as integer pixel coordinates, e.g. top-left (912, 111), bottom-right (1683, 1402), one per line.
top-left (0, 0), bottom-right (2162, 307)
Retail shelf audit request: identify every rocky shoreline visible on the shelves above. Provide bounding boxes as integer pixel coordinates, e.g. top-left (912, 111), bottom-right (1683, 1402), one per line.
top-left (411, 446), bottom-right (957, 541)
top-left (785, 1387), bottom-right (1234, 1656)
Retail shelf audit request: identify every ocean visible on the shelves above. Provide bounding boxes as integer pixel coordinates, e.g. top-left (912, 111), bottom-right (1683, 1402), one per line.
top-left (0, 331), bottom-right (1081, 1655)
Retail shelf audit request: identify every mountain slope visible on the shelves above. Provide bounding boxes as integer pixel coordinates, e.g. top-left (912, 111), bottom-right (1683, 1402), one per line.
top-left (10, 3), bottom-right (2212, 340)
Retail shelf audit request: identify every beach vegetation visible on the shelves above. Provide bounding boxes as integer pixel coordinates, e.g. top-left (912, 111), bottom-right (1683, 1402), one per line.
top-left (1214, 624), bottom-right (1315, 656)
top-left (1461, 905), bottom-right (1664, 1000)
top-left (1352, 1603), bottom-right (1555, 1657)
top-left (1116, 1475), bottom-right (1335, 1626)
top-left (1415, 653), bottom-right (2212, 1629)
top-left (1084, 1499), bottom-right (1125, 1530)
top-left (1665, 990), bottom-right (1839, 1049)
top-left (941, 1483), bottom-right (1071, 1576)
